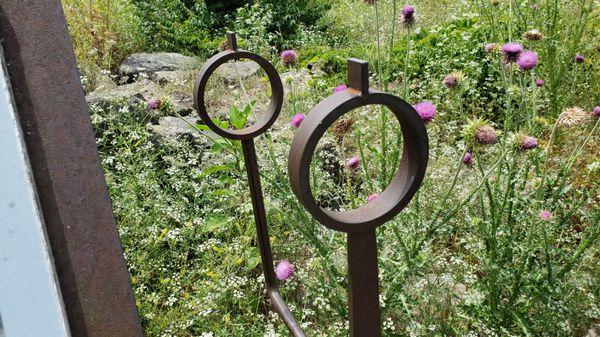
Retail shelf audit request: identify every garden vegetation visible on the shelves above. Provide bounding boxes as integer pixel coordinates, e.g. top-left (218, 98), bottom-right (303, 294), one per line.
top-left (67, 0), bottom-right (599, 336)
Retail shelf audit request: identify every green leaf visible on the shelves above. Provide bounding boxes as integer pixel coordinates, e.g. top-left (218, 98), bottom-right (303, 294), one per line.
top-left (244, 247), bottom-right (261, 270)
top-left (200, 215), bottom-right (229, 234)
top-left (198, 165), bottom-right (232, 178)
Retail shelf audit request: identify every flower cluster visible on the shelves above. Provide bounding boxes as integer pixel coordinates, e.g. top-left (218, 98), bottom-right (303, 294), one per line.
top-left (401, 5), bottom-right (416, 27)
top-left (333, 84), bottom-right (348, 93)
top-left (413, 101), bottom-right (437, 123)
top-left (463, 151), bottom-right (474, 165)
top-left (290, 113), bottom-right (305, 128)
top-left (501, 43), bottom-right (523, 63)
top-left (523, 29), bottom-right (544, 41)
top-left (557, 107), bottom-right (589, 127)
top-left (518, 135), bottom-right (538, 150)
top-left (147, 97), bottom-right (163, 110)
top-left (462, 118), bottom-right (499, 146)
top-left (275, 260), bottom-right (294, 281)
top-left (517, 50), bottom-right (538, 70)
top-left (281, 50), bottom-right (298, 67)
top-left (346, 156), bottom-right (360, 170)
top-left (443, 71), bottom-right (465, 90)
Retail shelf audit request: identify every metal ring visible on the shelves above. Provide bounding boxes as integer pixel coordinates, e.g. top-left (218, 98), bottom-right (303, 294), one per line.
top-left (288, 89), bottom-right (429, 233)
top-left (193, 49), bottom-right (284, 140)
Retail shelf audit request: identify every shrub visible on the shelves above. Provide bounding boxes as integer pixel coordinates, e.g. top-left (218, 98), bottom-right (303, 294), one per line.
top-left (62, 0), bottom-right (145, 71)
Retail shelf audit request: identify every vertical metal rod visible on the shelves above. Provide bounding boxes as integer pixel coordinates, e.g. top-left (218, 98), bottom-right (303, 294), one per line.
top-left (348, 58), bottom-right (370, 97)
top-left (240, 139), bottom-right (306, 337)
top-left (226, 31), bottom-right (238, 51)
top-left (347, 230), bottom-right (381, 337)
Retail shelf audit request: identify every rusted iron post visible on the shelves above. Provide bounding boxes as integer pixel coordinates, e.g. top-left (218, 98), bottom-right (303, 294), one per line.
top-left (0, 1), bottom-right (143, 336)
top-left (288, 59), bottom-right (429, 336)
top-left (194, 32), bottom-right (305, 337)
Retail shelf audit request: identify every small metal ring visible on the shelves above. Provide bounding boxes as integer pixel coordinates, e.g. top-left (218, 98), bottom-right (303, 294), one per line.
top-left (193, 49), bottom-right (284, 140)
top-left (288, 89), bottom-right (429, 233)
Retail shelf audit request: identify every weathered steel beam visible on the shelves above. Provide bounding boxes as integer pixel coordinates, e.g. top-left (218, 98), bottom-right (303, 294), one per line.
top-left (0, 1), bottom-right (144, 336)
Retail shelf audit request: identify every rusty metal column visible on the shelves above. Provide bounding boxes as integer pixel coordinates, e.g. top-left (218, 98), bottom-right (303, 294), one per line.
top-left (0, 1), bottom-right (144, 337)
top-left (347, 231), bottom-right (381, 337)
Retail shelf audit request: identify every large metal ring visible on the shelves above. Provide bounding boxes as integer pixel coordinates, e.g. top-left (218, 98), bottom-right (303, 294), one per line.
top-left (288, 87), bottom-right (429, 233)
top-left (193, 45), bottom-right (283, 140)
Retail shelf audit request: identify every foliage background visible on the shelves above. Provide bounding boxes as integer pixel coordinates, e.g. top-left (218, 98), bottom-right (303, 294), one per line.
top-left (68, 0), bottom-right (599, 336)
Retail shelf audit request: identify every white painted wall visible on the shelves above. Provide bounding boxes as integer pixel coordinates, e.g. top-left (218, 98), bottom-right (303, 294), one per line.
top-left (0, 48), bottom-right (71, 337)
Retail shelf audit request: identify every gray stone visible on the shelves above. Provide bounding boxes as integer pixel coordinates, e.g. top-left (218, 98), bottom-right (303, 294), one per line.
top-left (215, 61), bottom-right (260, 83)
top-left (150, 116), bottom-right (201, 138)
top-left (92, 71), bottom-right (118, 92)
top-left (118, 53), bottom-right (199, 84)
top-left (170, 92), bottom-right (195, 116)
top-left (86, 79), bottom-right (158, 111)
top-left (585, 324), bottom-right (600, 337)
top-left (153, 70), bottom-right (190, 86)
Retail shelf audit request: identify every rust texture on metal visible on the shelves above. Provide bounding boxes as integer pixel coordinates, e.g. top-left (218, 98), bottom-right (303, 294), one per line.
top-left (288, 59), bottom-right (429, 336)
top-left (0, 1), bottom-right (144, 336)
top-left (194, 32), bottom-right (306, 337)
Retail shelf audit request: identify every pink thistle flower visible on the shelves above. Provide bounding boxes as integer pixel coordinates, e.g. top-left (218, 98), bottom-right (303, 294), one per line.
top-left (290, 113), bottom-right (305, 128)
top-left (401, 5), bottom-right (415, 26)
top-left (346, 156), bottom-right (360, 170)
top-left (501, 43), bottom-right (524, 63)
top-left (281, 50), bottom-right (298, 67)
top-left (463, 151), bottom-right (473, 165)
top-left (413, 101), bottom-right (436, 123)
top-left (367, 193), bottom-right (379, 203)
top-left (443, 74), bottom-right (459, 89)
top-left (475, 125), bottom-right (498, 145)
top-left (520, 135), bottom-right (538, 150)
top-left (593, 106), bottom-right (600, 118)
top-left (275, 260), bottom-right (294, 281)
top-left (333, 84), bottom-right (348, 93)
top-left (540, 210), bottom-right (552, 220)
top-left (574, 54), bottom-right (585, 64)
top-left (517, 50), bottom-right (538, 70)
top-left (147, 97), bottom-right (162, 110)
top-left (535, 79), bottom-right (544, 87)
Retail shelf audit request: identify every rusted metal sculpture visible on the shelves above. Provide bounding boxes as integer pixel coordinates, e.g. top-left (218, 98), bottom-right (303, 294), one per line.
top-left (194, 32), bottom-right (305, 336)
top-left (288, 59), bottom-right (429, 336)
top-left (0, 1), bottom-right (144, 336)
top-left (195, 32), bottom-right (428, 336)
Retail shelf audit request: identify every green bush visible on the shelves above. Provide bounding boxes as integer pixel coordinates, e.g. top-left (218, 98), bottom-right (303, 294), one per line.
top-left (63, 0), bottom-right (145, 71)
top-left (131, 0), bottom-right (219, 57)
top-left (132, 0), bottom-right (332, 57)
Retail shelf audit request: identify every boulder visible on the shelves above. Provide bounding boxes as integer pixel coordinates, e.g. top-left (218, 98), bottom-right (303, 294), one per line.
top-left (150, 116), bottom-right (202, 139)
top-left (118, 53), bottom-right (199, 84)
top-left (170, 92), bottom-right (195, 116)
top-left (86, 79), bottom-right (157, 108)
top-left (153, 70), bottom-right (190, 86)
top-left (586, 324), bottom-right (600, 337)
top-left (86, 79), bottom-right (158, 111)
top-left (214, 61), bottom-right (260, 83)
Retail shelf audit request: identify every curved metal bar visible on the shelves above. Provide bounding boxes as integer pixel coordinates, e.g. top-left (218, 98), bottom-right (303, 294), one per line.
top-left (194, 32), bottom-right (306, 337)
